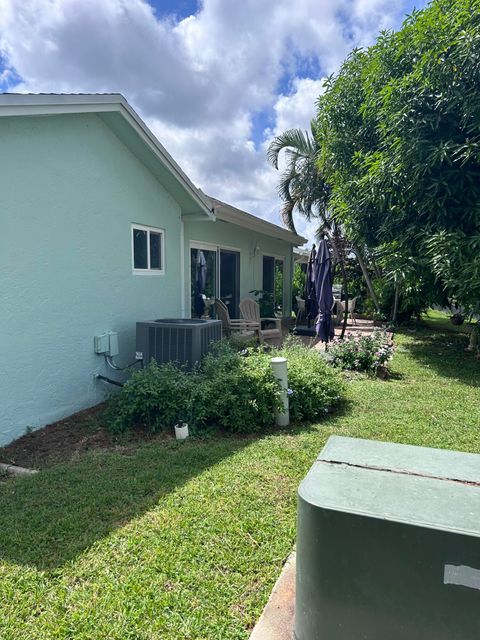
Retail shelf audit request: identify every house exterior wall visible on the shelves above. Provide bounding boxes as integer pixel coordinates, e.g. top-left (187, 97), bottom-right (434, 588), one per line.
top-left (183, 218), bottom-right (294, 318)
top-left (0, 113), bottom-right (184, 445)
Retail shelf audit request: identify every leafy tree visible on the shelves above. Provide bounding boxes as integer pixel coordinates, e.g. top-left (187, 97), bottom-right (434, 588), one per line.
top-left (315, 0), bottom-right (480, 323)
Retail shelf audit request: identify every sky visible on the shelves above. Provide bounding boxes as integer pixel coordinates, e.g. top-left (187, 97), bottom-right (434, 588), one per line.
top-left (0, 0), bottom-right (428, 245)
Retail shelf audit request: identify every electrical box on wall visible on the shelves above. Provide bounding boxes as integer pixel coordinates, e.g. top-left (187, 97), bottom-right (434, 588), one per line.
top-left (107, 331), bottom-right (119, 357)
top-left (94, 331), bottom-right (119, 357)
top-left (94, 333), bottom-right (109, 354)
top-left (296, 436), bottom-right (480, 640)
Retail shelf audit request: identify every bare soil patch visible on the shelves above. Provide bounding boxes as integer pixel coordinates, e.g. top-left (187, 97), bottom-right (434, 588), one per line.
top-left (0, 404), bottom-right (164, 470)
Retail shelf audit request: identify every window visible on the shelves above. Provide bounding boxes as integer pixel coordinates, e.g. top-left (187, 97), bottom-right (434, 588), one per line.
top-left (132, 224), bottom-right (164, 274)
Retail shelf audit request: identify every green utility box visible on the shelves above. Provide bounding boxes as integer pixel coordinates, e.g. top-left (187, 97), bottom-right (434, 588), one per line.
top-left (296, 436), bottom-right (480, 640)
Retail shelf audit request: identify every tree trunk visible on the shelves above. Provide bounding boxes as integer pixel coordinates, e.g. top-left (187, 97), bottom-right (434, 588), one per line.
top-left (352, 244), bottom-right (381, 313)
top-left (392, 282), bottom-right (400, 323)
top-left (466, 321), bottom-right (479, 352)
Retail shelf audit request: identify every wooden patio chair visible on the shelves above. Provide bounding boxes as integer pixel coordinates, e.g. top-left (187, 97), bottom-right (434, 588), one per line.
top-left (332, 298), bottom-right (344, 326)
top-left (295, 296), bottom-right (306, 325)
top-left (239, 298), bottom-right (282, 343)
top-left (349, 296), bottom-right (358, 325)
top-left (214, 299), bottom-right (257, 340)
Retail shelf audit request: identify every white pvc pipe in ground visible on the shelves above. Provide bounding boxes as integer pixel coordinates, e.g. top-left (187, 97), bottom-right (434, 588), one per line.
top-left (270, 356), bottom-right (290, 427)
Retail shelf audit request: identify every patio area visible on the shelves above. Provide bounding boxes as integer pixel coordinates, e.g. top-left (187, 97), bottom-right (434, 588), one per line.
top-left (296, 317), bottom-right (376, 350)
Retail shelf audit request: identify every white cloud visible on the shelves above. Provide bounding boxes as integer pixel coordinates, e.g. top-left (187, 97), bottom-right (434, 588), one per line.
top-left (272, 77), bottom-right (327, 136)
top-left (0, 0), bottom-right (422, 245)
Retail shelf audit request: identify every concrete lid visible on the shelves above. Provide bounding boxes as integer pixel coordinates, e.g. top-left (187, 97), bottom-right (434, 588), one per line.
top-left (299, 436), bottom-right (480, 537)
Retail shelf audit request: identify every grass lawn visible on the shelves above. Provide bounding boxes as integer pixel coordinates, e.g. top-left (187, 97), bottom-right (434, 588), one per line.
top-left (421, 308), bottom-right (476, 334)
top-left (0, 324), bottom-right (479, 639)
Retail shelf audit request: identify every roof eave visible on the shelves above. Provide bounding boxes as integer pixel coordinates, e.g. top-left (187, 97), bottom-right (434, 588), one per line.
top-left (210, 198), bottom-right (307, 246)
top-left (0, 93), bottom-right (214, 220)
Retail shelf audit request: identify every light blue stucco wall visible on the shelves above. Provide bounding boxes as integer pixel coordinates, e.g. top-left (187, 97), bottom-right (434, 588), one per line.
top-left (183, 218), bottom-right (294, 318)
top-left (0, 114), bottom-right (185, 445)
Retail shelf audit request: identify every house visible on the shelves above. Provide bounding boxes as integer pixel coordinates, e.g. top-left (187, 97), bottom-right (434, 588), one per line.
top-left (0, 93), bottom-right (305, 446)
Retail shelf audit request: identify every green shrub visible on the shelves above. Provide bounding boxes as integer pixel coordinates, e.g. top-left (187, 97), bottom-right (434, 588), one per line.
top-left (104, 343), bottom-right (280, 434)
top-left (104, 360), bottom-right (196, 433)
top-left (326, 329), bottom-right (394, 372)
top-left (247, 337), bottom-right (345, 422)
top-left (104, 338), bottom-right (346, 434)
top-left (194, 341), bottom-right (280, 432)
top-left (226, 332), bottom-right (258, 351)
top-left (279, 338), bottom-right (345, 421)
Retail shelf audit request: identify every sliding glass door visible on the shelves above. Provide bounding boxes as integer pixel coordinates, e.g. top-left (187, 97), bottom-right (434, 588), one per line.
top-left (220, 249), bottom-right (240, 319)
top-left (190, 247), bottom-right (217, 318)
top-left (190, 245), bottom-right (240, 319)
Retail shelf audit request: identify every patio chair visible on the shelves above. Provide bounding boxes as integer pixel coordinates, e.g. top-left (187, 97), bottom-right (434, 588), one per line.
top-left (349, 296), bottom-right (358, 325)
top-left (239, 298), bottom-right (282, 343)
top-left (296, 296), bottom-right (306, 313)
top-left (214, 299), bottom-right (257, 340)
top-left (295, 296), bottom-right (306, 326)
top-left (332, 298), bottom-right (344, 326)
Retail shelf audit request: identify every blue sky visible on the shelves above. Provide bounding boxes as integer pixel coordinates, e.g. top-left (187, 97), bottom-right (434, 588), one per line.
top-left (150, 0), bottom-right (199, 19)
top-left (0, 0), bottom-right (428, 242)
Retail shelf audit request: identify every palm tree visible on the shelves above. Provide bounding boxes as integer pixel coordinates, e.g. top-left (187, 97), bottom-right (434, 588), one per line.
top-left (266, 125), bottom-right (329, 234)
top-left (267, 125), bottom-right (381, 313)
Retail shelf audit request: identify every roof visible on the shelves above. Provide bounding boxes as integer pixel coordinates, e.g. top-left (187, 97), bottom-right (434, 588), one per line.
top-left (209, 198), bottom-right (307, 246)
top-left (0, 93), bottom-right (307, 244)
top-left (293, 247), bottom-right (310, 262)
top-left (0, 93), bottom-right (214, 219)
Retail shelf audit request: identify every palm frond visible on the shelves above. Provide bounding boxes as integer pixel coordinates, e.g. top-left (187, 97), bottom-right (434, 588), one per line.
top-left (267, 128), bottom-right (314, 169)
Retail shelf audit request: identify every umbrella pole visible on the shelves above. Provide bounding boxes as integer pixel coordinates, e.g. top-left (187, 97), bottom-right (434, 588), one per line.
top-left (338, 255), bottom-right (349, 340)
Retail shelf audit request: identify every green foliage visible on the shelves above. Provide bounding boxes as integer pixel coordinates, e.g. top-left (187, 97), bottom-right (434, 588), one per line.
top-left (327, 329), bottom-right (395, 372)
top-left (273, 337), bottom-right (345, 421)
top-left (292, 263), bottom-right (306, 308)
top-left (226, 332), bottom-right (258, 351)
top-left (426, 230), bottom-right (480, 316)
top-left (266, 126), bottom-right (330, 233)
top-left (105, 340), bottom-right (346, 434)
top-left (105, 345), bottom-right (280, 434)
top-left (193, 342), bottom-right (280, 432)
top-left (105, 361), bottom-right (196, 433)
top-left (315, 0), bottom-right (480, 314)
top-left (249, 289), bottom-right (275, 316)
top-left (233, 338), bottom-right (345, 422)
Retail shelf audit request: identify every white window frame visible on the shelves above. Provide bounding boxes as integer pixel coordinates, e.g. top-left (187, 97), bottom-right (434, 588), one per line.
top-left (131, 223), bottom-right (165, 276)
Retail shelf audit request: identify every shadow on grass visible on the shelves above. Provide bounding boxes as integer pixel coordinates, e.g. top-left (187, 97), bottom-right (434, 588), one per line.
top-left (0, 417), bottom-right (328, 572)
top-left (0, 434), bottom-right (259, 571)
top-left (384, 370), bottom-right (406, 382)
top-left (399, 326), bottom-right (479, 388)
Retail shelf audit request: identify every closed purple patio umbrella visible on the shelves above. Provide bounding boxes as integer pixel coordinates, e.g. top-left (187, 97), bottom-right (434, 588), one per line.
top-left (315, 239), bottom-right (334, 342)
top-left (305, 245), bottom-right (318, 328)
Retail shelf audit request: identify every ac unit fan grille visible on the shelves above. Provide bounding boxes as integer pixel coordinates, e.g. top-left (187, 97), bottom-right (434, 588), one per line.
top-left (148, 326), bottom-right (194, 364)
top-left (137, 319), bottom-right (222, 370)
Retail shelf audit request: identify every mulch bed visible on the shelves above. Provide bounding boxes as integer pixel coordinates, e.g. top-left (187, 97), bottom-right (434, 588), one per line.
top-left (0, 404), bottom-right (161, 470)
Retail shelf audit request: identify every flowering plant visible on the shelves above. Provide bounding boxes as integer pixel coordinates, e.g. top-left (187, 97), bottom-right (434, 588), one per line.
top-left (326, 329), bottom-right (394, 372)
